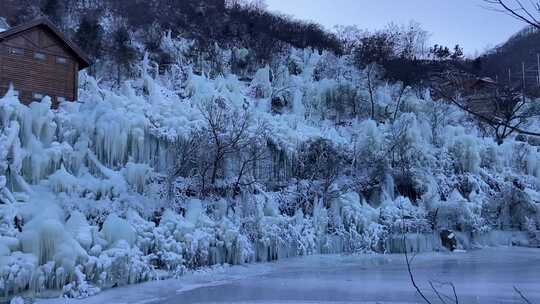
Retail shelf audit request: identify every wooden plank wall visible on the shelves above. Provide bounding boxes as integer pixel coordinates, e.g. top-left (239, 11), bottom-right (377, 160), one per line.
top-left (0, 25), bottom-right (77, 107)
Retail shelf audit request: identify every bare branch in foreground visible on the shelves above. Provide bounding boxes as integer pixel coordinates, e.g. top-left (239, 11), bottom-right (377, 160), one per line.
top-left (483, 0), bottom-right (540, 29)
top-left (403, 236), bottom-right (434, 304)
top-left (514, 286), bottom-right (533, 304)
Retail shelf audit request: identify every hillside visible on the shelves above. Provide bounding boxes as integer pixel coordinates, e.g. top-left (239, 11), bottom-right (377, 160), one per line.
top-left (0, 2), bottom-right (540, 303)
top-left (0, 0), bottom-right (341, 70)
top-left (477, 27), bottom-right (540, 92)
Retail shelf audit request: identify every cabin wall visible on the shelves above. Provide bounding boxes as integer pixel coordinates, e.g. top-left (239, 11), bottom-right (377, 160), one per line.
top-left (0, 26), bottom-right (77, 107)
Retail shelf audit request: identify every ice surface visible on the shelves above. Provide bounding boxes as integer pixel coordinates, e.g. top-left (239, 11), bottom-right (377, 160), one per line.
top-left (37, 247), bottom-right (540, 304)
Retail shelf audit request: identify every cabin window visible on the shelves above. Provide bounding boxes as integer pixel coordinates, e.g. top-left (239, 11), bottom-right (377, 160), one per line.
top-left (34, 52), bottom-right (46, 60)
top-left (56, 57), bottom-right (67, 64)
top-left (9, 48), bottom-right (24, 55)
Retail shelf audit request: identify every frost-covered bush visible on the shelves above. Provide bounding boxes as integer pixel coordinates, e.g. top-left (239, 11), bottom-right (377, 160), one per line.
top-left (90, 241), bottom-right (155, 288)
top-left (322, 82), bottom-right (359, 121)
top-left (484, 184), bottom-right (538, 231)
top-left (249, 67), bottom-right (272, 99)
top-left (231, 48), bottom-right (250, 74)
top-left (379, 196), bottom-right (431, 234)
top-left (388, 113), bottom-right (434, 173)
top-left (433, 190), bottom-right (486, 232)
top-left (148, 210), bottom-right (185, 272)
top-left (444, 127), bottom-right (482, 173)
top-left (313, 51), bottom-right (344, 81)
top-left (292, 138), bottom-right (350, 213)
top-left (354, 120), bottom-right (385, 167)
top-left (329, 192), bottom-right (385, 252)
top-left (294, 138), bottom-right (349, 185)
top-left (0, 252), bottom-right (37, 296)
top-left (61, 265), bottom-right (100, 299)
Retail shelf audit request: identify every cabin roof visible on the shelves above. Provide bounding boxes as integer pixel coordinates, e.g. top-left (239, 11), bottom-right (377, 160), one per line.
top-left (0, 17), bottom-right (90, 70)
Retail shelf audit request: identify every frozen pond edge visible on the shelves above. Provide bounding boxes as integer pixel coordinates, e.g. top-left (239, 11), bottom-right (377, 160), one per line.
top-left (34, 246), bottom-right (540, 304)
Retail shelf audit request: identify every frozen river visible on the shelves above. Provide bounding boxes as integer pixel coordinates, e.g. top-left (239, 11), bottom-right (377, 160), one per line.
top-left (41, 247), bottom-right (540, 304)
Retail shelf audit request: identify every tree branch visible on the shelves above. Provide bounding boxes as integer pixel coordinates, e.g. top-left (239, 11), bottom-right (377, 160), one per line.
top-left (433, 85), bottom-right (540, 138)
top-left (514, 286), bottom-right (533, 304)
top-left (483, 0), bottom-right (540, 29)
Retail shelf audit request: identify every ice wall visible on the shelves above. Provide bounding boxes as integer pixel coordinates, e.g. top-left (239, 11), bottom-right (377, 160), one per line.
top-left (0, 46), bottom-right (539, 301)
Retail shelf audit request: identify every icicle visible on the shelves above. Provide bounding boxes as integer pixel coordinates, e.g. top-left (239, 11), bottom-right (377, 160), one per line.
top-left (381, 174), bottom-right (395, 202)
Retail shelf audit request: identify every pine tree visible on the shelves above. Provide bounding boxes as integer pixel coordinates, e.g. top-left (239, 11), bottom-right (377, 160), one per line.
top-left (75, 14), bottom-right (103, 60)
top-left (111, 26), bottom-right (138, 85)
top-left (41, 0), bottom-right (63, 25)
top-left (451, 44), bottom-right (464, 61)
top-left (430, 44), bottom-right (451, 60)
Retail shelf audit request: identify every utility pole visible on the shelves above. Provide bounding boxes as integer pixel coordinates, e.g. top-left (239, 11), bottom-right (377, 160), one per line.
top-left (522, 62), bottom-right (526, 90)
top-left (522, 62), bottom-right (527, 103)
top-left (537, 53), bottom-right (540, 86)
top-left (508, 68), bottom-right (512, 86)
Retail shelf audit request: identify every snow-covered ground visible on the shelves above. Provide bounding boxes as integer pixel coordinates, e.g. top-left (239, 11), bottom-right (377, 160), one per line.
top-left (38, 247), bottom-right (540, 304)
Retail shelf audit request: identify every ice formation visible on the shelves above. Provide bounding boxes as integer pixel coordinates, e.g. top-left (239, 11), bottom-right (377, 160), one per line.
top-left (0, 36), bottom-right (539, 302)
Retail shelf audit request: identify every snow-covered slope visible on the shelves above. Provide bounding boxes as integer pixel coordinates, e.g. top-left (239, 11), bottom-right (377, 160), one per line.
top-left (0, 37), bottom-right (539, 301)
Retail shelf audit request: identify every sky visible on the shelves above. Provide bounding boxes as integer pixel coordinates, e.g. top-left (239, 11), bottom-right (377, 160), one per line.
top-left (265, 0), bottom-right (526, 56)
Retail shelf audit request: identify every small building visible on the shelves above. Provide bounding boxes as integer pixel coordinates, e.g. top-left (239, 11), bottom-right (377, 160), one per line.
top-left (0, 18), bottom-right (90, 107)
top-left (461, 77), bottom-right (498, 96)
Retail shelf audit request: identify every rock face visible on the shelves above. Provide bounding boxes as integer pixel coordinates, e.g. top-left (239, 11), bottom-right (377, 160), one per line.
top-left (440, 230), bottom-right (457, 251)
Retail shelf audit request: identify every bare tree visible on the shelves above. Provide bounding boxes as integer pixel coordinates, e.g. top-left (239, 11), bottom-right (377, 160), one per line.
top-left (294, 138), bottom-right (346, 210)
top-left (334, 25), bottom-right (365, 54)
top-left (233, 138), bottom-right (269, 193)
top-left (359, 64), bottom-right (382, 121)
top-left (353, 32), bottom-right (397, 68)
top-left (392, 83), bottom-right (409, 122)
top-left (391, 20), bottom-right (431, 60)
top-left (197, 99), bottom-right (267, 195)
top-left (166, 134), bottom-right (201, 204)
top-left (484, 0), bottom-right (540, 29)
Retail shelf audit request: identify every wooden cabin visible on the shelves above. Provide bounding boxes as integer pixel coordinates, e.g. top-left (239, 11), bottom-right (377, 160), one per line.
top-left (0, 18), bottom-right (90, 107)
top-left (461, 77), bottom-right (498, 95)
top-left (460, 77), bottom-right (501, 117)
